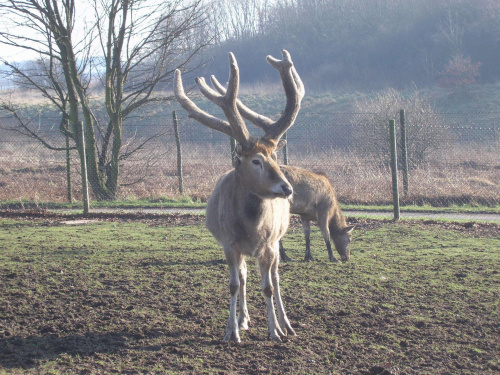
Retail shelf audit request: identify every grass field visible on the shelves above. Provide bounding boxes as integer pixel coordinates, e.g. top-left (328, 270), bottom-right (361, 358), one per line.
top-left (0, 214), bottom-right (499, 374)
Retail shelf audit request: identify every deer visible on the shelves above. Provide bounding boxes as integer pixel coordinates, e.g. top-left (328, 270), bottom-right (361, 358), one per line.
top-left (278, 165), bottom-right (355, 263)
top-left (174, 49), bottom-right (304, 343)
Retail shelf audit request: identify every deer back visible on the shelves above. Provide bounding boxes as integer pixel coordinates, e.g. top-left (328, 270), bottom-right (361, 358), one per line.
top-left (281, 165), bottom-right (338, 221)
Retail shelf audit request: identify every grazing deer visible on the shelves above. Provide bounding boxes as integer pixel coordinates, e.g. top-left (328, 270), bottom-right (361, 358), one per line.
top-left (279, 165), bottom-right (354, 262)
top-left (174, 50), bottom-right (304, 343)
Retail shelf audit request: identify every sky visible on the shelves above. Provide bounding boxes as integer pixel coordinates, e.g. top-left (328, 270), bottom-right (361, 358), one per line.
top-left (0, 0), bottom-right (96, 63)
top-left (0, 0), bottom-right (198, 63)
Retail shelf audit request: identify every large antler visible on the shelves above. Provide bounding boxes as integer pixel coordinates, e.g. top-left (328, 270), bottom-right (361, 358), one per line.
top-left (211, 49), bottom-right (305, 142)
top-left (174, 53), bottom-right (253, 148)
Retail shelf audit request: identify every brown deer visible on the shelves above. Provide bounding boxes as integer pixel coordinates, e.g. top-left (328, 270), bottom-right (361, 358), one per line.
top-left (174, 50), bottom-right (304, 343)
top-left (279, 165), bottom-right (354, 262)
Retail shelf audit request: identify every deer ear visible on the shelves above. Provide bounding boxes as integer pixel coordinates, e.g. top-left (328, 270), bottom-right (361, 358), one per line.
top-left (235, 144), bottom-right (244, 156)
top-left (276, 139), bottom-right (287, 151)
top-left (343, 225), bottom-right (355, 235)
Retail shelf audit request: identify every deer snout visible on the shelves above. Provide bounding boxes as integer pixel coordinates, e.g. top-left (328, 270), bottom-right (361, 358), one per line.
top-left (270, 181), bottom-right (293, 197)
top-left (280, 183), bottom-right (293, 197)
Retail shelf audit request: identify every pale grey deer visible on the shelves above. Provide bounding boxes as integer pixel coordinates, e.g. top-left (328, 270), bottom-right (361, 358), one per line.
top-left (174, 50), bottom-right (304, 342)
top-left (279, 165), bottom-right (354, 262)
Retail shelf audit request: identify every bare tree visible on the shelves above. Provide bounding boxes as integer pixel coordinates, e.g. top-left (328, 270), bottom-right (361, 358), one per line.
top-left (208, 0), bottom-right (269, 42)
top-left (0, 0), bottom-right (211, 200)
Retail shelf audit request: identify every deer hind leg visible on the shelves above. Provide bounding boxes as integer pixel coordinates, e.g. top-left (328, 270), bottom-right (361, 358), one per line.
top-left (301, 218), bottom-right (313, 261)
top-left (259, 251), bottom-right (285, 341)
top-left (271, 242), bottom-right (296, 337)
top-left (238, 258), bottom-right (250, 330)
top-left (223, 246), bottom-right (243, 342)
top-left (318, 213), bottom-right (338, 262)
top-left (279, 239), bottom-right (293, 262)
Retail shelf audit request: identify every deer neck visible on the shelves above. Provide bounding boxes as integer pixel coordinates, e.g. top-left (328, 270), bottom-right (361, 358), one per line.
top-left (329, 205), bottom-right (347, 234)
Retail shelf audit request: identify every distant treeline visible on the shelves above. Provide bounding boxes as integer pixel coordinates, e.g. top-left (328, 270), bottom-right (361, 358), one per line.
top-left (201, 0), bottom-right (500, 90)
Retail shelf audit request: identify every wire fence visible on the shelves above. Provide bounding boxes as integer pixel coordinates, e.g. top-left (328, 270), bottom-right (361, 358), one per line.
top-left (0, 110), bottom-right (499, 212)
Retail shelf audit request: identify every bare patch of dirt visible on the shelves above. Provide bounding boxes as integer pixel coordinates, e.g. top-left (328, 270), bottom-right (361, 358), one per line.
top-left (0, 209), bottom-right (497, 237)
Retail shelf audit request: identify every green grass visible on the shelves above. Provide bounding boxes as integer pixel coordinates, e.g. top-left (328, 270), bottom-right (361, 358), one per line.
top-left (0, 197), bottom-right (207, 210)
top-left (0, 217), bottom-right (499, 374)
top-left (341, 203), bottom-right (500, 214)
top-left (2, 199), bottom-right (498, 215)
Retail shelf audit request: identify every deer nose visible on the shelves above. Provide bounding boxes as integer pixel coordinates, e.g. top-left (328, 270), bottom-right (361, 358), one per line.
top-left (281, 184), bottom-right (293, 197)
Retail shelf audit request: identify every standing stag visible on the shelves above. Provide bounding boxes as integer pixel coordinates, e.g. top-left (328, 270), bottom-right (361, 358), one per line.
top-left (174, 50), bottom-right (304, 342)
top-left (279, 166), bottom-right (354, 262)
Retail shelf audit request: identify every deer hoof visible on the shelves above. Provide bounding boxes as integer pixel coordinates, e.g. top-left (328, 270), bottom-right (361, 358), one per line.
top-left (279, 318), bottom-right (296, 337)
top-left (281, 254), bottom-right (293, 262)
top-left (268, 330), bottom-right (283, 342)
top-left (224, 329), bottom-right (241, 343)
top-left (238, 317), bottom-right (250, 330)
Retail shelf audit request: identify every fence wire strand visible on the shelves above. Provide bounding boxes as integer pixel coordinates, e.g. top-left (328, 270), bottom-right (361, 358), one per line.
top-left (0, 111), bottom-right (499, 210)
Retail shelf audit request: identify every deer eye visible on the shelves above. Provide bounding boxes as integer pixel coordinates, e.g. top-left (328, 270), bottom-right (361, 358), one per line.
top-left (252, 159), bottom-right (261, 166)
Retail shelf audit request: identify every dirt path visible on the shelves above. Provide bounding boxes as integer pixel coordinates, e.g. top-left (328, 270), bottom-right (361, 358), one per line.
top-left (51, 207), bottom-right (500, 223)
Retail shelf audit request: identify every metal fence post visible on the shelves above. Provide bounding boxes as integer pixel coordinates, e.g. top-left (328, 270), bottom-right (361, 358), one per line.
top-left (79, 121), bottom-right (90, 215)
top-left (230, 137), bottom-right (237, 167)
top-left (65, 134), bottom-right (72, 202)
top-left (172, 111), bottom-right (183, 194)
top-left (283, 131), bottom-right (289, 165)
top-left (400, 109), bottom-right (409, 195)
top-left (389, 119), bottom-right (400, 221)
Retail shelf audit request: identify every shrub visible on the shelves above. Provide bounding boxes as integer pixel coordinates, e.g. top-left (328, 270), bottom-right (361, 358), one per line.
top-left (354, 88), bottom-right (452, 168)
top-left (438, 54), bottom-right (482, 88)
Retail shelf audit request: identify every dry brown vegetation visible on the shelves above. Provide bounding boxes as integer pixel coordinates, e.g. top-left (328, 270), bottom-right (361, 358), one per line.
top-left (0, 140), bottom-right (499, 207)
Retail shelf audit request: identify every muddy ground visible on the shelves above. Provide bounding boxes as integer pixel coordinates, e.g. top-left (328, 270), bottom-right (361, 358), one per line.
top-left (0, 211), bottom-right (499, 374)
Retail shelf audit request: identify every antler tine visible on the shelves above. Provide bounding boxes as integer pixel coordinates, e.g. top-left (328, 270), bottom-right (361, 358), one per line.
top-left (174, 53), bottom-right (253, 147)
top-left (264, 49), bottom-right (305, 141)
top-left (215, 53), bottom-right (252, 147)
top-left (211, 75), bottom-right (275, 131)
top-left (211, 50), bottom-right (304, 142)
top-left (174, 69), bottom-right (234, 138)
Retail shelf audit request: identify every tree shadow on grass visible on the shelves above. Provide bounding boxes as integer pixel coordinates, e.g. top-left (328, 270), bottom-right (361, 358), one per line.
top-left (0, 331), bottom-right (129, 370)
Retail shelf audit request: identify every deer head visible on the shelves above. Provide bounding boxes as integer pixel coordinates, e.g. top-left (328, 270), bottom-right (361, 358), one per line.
top-left (174, 50), bottom-right (304, 199)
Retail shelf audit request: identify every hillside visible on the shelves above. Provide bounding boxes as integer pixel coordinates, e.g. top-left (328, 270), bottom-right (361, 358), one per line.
top-left (1, 83), bottom-right (499, 135)
top-left (233, 83), bottom-right (500, 115)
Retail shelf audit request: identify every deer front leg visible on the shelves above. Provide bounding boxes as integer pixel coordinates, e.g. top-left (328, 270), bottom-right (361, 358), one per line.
top-left (238, 258), bottom-right (250, 330)
top-left (259, 253), bottom-right (285, 341)
top-left (224, 247), bottom-right (242, 342)
top-left (318, 214), bottom-right (338, 262)
top-left (325, 238), bottom-right (338, 262)
top-left (302, 219), bottom-right (314, 261)
top-left (271, 242), bottom-right (296, 337)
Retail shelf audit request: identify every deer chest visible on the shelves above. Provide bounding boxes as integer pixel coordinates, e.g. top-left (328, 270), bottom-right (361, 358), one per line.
top-left (244, 193), bottom-right (264, 221)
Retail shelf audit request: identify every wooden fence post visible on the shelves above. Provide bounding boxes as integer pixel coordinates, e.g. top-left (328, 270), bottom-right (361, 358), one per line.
top-left (79, 121), bottom-right (90, 215)
top-left (389, 119), bottom-right (400, 221)
top-left (172, 111), bottom-right (183, 194)
top-left (400, 109), bottom-right (409, 195)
